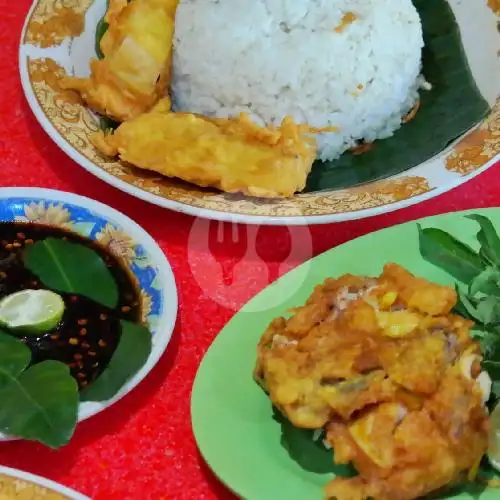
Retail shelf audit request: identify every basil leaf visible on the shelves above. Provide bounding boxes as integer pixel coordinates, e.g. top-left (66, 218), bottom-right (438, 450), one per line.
top-left (24, 238), bottom-right (118, 309)
top-left (418, 225), bottom-right (484, 284)
top-left (456, 286), bottom-right (480, 320)
top-left (0, 332), bottom-right (31, 386)
top-left (80, 320), bottom-right (152, 402)
top-left (467, 215), bottom-right (500, 267)
top-left (476, 297), bottom-right (500, 326)
top-left (0, 360), bottom-right (79, 449)
top-left (469, 267), bottom-right (500, 297)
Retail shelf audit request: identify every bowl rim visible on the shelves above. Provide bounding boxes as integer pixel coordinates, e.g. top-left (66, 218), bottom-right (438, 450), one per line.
top-left (0, 465), bottom-right (90, 499)
top-left (0, 187), bottom-right (178, 438)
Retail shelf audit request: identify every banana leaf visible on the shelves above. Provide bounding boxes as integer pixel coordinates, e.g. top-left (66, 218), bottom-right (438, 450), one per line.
top-left (305, 0), bottom-right (490, 192)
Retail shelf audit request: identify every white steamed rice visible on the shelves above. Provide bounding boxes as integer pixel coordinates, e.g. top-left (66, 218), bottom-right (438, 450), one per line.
top-left (172, 0), bottom-right (425, 161)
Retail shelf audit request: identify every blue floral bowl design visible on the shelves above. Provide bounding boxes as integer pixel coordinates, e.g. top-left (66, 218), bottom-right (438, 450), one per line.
top-left (0, 188), bottom-right (178, 429)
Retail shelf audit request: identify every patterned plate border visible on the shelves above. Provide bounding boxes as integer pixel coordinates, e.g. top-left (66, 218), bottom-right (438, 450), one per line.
top-left (18, 0), bottom-right (500, 225)
top-left (0, 187), bottom-right (178, 437)
top-left (0, 466), bottom-right (89, 500)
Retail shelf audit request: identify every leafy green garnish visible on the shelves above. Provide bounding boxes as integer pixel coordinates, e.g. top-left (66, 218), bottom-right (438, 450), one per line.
top-left (0, 333), bottom-right (79, 449)
top-left (467, 214), bottom-right (500, 267)
top-left (80, 320), bottom-right (152, 402)
top-left (0, 332), bottom-right (31, 385)
top-left (24, 238), bottom-right (119, 309)
top-left (419, 215), bottom-right (500, 362)
top-left (305, 0), bottom-right (490, 192)
top-left (417, 225), bottom-right (484, 283)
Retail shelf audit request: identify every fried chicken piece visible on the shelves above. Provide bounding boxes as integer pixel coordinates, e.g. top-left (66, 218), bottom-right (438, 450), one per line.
top-left (93, 101), bottom-right (320, 198)
top-left (254, 264), bottom-right (491, 500)
top-left (61, 0), bottom-right (178, 122)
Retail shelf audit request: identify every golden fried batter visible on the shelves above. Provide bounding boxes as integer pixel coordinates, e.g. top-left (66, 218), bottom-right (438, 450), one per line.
top-left (92, 100), bottom-right (320, 198)
top-left (254, 264), bottom-right (491, 500)
top-left (61, 0), bottom-right (178, 122)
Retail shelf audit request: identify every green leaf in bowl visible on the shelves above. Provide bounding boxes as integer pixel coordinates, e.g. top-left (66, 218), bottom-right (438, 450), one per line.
top-left (0, 333), bottom-right (79, 449)
top-left (80, 319), bottom-right (152, 402)
top-left (0, 332), bottom-right (31, 386)
top-left (24, 237), bottom-right (119, 309)
top-left (305, 0), bottom-right (490, 192)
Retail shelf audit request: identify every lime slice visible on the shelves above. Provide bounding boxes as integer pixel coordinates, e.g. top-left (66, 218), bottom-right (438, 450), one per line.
top-left (488, 402), bottom-right (500, 471)
top-left (0, 289), bottom-right (65, 335)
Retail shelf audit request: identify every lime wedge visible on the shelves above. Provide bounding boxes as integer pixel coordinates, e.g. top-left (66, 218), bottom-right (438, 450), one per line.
top-left (488, 402), bottom-right (500, 471)
top-left (0, 289), bottom-right (65, 335)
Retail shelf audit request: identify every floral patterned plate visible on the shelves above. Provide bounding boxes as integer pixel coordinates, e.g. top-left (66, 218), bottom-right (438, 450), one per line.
top-left (0, 466), bottom-right (89, 500)
top-left (19, 0), bottom-right (500, 225)
top-left (0, 187), bottom-right (178, 439)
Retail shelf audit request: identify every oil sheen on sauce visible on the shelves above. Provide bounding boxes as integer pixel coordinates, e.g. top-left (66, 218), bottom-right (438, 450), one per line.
top-left (0, 222), bottom-right (141, 390)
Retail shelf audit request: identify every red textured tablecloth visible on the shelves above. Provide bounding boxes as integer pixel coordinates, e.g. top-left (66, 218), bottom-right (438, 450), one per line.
top-left (1, 2), bottom-right (499, 499)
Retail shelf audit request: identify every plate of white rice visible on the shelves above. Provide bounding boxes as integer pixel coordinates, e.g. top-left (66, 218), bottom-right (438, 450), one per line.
top-left (19, 0), bottom-right (500, 225)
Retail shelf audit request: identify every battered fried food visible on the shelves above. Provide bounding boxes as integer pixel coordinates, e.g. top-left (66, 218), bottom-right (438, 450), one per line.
top-left (254, 264), bottom-right (491, 499)
top-left (61, 0), bottom-right (178, 122)
top-left (92, 99), bottom-right (320, 198)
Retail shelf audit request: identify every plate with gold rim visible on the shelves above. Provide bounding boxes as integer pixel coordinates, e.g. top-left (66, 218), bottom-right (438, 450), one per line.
top-left (0, 466), bottom-right (89, 499)
top-left (19, 0), bottom-right (500, 225)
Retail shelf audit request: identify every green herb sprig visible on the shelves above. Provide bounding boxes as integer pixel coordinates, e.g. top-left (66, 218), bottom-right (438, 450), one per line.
top-left (418, 214), bottom-right (500, 370)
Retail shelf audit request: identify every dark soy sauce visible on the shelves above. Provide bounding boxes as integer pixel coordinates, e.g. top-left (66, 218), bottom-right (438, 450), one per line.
top-left (0, 222), bottom-right (142, 390)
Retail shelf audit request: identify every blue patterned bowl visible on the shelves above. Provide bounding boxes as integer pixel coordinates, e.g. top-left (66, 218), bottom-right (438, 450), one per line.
top-left (0, 188), bottom-right (178, 432)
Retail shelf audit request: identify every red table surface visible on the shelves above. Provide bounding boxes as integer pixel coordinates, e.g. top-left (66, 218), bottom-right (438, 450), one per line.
top-left (1, 2), bottom-right (499, 498)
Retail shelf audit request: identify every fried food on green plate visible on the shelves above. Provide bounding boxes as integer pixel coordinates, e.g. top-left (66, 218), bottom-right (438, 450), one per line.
top-left (254, 264), bottom-right (492, 500)
top-left (92, 99), bottom-right (323, 198)
top-left (61, 0), bottom-right (178, 122)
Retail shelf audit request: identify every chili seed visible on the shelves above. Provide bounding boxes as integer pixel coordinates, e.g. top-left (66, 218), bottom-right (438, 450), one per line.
top-left (50, 334), bottom-right (60, 340)
top-left (0, 272), bottom-right (7, 279)
top-left (12, 242), bottom-right (21, 248)
top-left (82, 342), bottom-right (90, 349)
top-left (69, 338), bottom-right (79, 345)
top-left (78, 319), bottom-right (88, 326)
top-left (25, 239), bottom-right (34, 245)
top-left (121, 306), bottom-right (131, 313)
top-left (80, 381), bottom-right (88, 387)
top-left (17, 233), bottom-right (26, 240)
top-left (79, 328), bottom-right (87, 336)
top-left (98, 339), bottom-right (107, 348)
top-left (70, 296), bottom-right (78, 302)
top-left (77, 373), bottom-right (86, 379)
top-left (100, 313), bottom-right (108, 321)
top-left (74, 354), bottom-right (83, 361)
top-left (89, 351), bottom-right (97, 357)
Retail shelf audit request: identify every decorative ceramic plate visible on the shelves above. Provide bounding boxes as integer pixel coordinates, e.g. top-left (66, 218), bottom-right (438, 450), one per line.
top-left (191, 207), bottom-right (500, 499)
top-left (0, 466), bottom-right (89, 500)
top-left (0, 187), bottom-right (178, 440)
top-left (19, 1), bottom-right (500, 225)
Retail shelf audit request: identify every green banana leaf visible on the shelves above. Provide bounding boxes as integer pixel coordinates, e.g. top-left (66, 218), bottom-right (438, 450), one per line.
top-left (305, 0), bottom-right (490, 192)
top-left (93, 0), bottom-right (490, 192)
